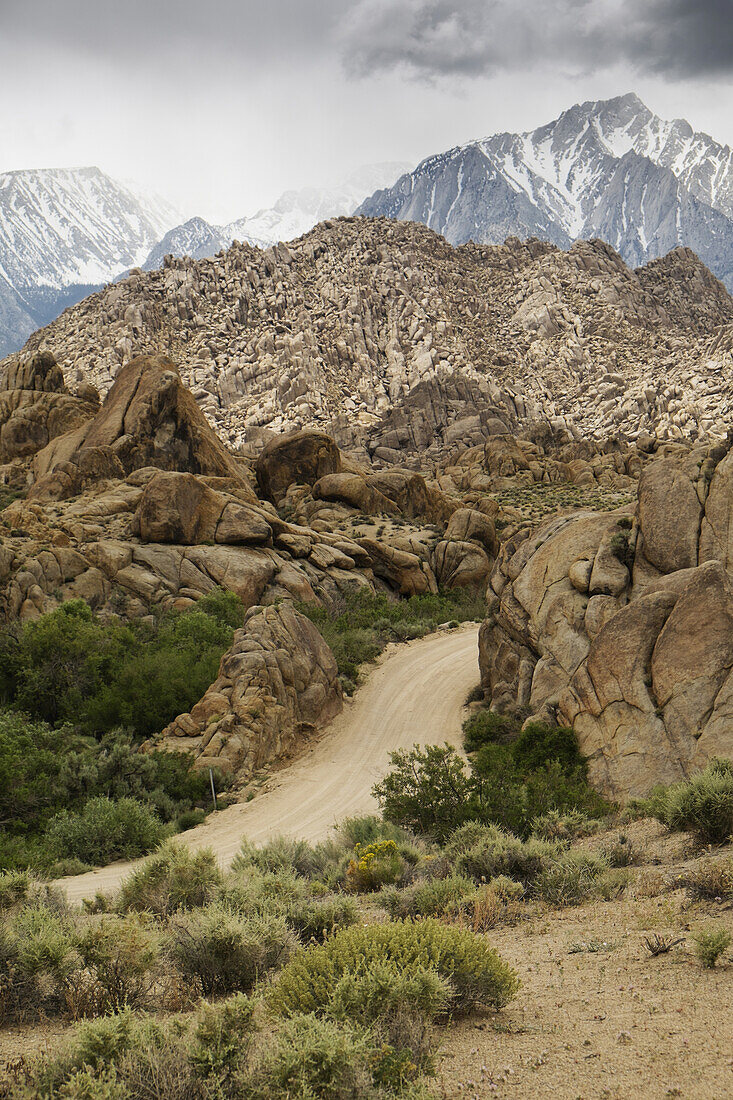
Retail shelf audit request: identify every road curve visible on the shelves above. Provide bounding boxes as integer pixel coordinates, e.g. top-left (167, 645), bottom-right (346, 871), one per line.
top-left (59, 624), bottom-right (481, 905)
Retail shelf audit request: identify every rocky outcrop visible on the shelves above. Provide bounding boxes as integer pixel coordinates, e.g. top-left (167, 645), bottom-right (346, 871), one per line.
top-left (28, 354), bottom-right (250, 501)
top-left (6, 220), bottom-right (733, 461)
top-left (479, 437), bottom-right (733, 799)
top-left (256, 430), bottom-right (342, 503)
top-left (0, 351), bottom-right (98, 466)
top-left (154, 602), bottom-right (343, 776)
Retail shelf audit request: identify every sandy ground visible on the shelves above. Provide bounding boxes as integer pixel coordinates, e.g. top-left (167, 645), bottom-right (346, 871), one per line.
top-left (57, 624), bottom-right (481, 906)
top-left (436, 823), bottom-right (733, 1100)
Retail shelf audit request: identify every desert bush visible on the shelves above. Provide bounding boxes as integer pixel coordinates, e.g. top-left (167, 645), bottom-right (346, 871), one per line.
top-left (444, 823), bottom-right (562, 884)
top-left (692, 924), bottom-right (731, 968)
top-left (379, 874), bottom-right (476, 920)
top-left (533, 851), bottom-right (611, 907)
top-left (375, 732), bottom-right (610, 842)
top-left (76, 916), bottom-right (159, 1011)
top-left (601, 834), bottom-right (640, 867)
top-left (511, 722), bottom-right (587, 774)
top-left (531, 809), bottom-right (600, 840)
top-left (269, 919), bottom-right (519, 1018)
top-left (650, 760), bottom-right (733, 844)
top-left (288, 895), bottom-right (360, 942)
top-left (117, 841), bottom-right (222, 917)
top-left (346, 840), bottom-right (406, 892)
top-left (0, 869), bottom-right (31, 910)
top-left (373, 744), bottom-right (476, 841)
top-left (680, 857), bottom-right (733, 901)
top-left (453, 876), bottom-right (526, 932)
top-left (246, 1013), bottom-right (377, 1100)
top-left (232, 834), bottom-right (324, 878)
top-left (188, 993), bottom-right (255, 1082)
top-left (463, 710), bottom-right (518, 752)
top-left (46, 797), bottom-right (166, 867)
top-left (167, 903), bottom-right (294, 994)
top-left (218, 867), bottom-right (310, 922)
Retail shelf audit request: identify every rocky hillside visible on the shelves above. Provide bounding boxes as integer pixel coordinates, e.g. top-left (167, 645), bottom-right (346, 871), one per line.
top-left (6, 218), bottom-right (733, 460)
top-left (357, 94), bottom-right (733, 290)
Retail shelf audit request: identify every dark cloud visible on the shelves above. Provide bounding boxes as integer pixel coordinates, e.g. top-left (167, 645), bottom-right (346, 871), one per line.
top-left (2, 0), bottom-right (731, 82)
top-left (623, 0), bottom-right (733, 77)
top-left (336, 0), bottom-right (733, 82)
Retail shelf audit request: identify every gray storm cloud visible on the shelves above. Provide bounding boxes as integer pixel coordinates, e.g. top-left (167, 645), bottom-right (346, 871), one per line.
top-left (2, 0), bottom-right (731, 80)
top-left (337, 0), bottom-right (733, 81)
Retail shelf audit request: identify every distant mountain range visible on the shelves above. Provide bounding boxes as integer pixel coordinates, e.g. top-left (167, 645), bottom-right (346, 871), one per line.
top-left (139, 163), bottom-right (411, 270)
top-left (6, 94), bottom-right (733, 359)
top-left (357, 93), bottom-right (733, 289)
top-left (0, 167), bottom-right (178, 356)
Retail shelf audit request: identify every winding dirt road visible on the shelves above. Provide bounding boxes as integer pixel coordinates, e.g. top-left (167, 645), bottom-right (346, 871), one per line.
top-left (59, 624), bottom-right (480, 905)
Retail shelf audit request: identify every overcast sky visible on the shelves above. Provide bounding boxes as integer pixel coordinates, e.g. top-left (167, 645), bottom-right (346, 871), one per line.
top-left (1, 0), bottom-right (732, 223)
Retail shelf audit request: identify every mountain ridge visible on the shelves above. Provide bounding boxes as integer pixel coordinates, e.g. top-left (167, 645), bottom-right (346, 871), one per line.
top-left (357, 93), bottom-right (733, 290)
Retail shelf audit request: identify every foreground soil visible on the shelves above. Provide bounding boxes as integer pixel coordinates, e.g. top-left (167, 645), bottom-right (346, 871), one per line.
top-left (437, 822), bottom-right (733, 1100)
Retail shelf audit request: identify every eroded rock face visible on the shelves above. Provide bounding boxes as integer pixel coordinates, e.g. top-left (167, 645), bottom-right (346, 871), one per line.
top-left (7, 221), bottom-right (733, 461)
top-left (0, 352), bottom-right (99, 466)
top-left (155, 603), bottom-right (343, 776)
top-left (29, 354), bottom-right (249, 500)
top-left (256, 430), bottom-right (342, 503)
top-left (479, 437), bottom-right (733, 798)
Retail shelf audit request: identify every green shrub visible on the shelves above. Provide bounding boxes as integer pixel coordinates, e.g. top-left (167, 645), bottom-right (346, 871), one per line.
top-left (463, 710), bottom-right (518, 752)
top-left (232, 835), bottom-right (323, 878)
top-left (46, 797), bottom-right (166, 866)
top-left (0, 869), bottom-right (31, 910)
top-left (380, 875), bottom-right (476, 920)
top-left (218, 867), bottom-right (310, 920)
top-left (117, 841), bottom-right (222, 917)
top-left (533, 851), bottom-right (612, 907)
top-left (512, 723), bottom-right (587, 774)
top-left (444, 823), bottom-right (563, 885)
top-left (57, 1066), bottom-right (128, 1100)
top-left (189, 993), bottom-right (255, 1081)
top-left (653, 760), bottom-right (733, 844)
top-left (167, 903), bottom-right (294, 994)
top-left (288, 896), bottom-right (360, 942)
top-left (247, 1014), bottom-right (376, 1100)
top-left (269, 919), bottom-right (519, 1018)
top-left (373, 744), bottom-right (476, 841)
top-left (531, 809), bottom-right (599, 840)
top-left (76, 915), bottom-right (159, 1011)
top-left (692, 924), bottom-right (731, 968)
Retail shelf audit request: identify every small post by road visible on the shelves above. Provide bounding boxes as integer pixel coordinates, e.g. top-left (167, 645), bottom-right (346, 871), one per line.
top-left (209, 768), bottom-right (217, 812)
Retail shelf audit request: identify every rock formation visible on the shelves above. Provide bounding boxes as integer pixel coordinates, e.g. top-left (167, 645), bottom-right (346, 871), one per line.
top-left (4, 220), bottom-right (733, 464)
top-left (157, 602), bottom-right (343, 775)
top-left (479, 437), bottom-right (733, 798)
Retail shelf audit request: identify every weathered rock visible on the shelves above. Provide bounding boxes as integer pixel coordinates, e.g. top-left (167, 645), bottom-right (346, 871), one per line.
top-left (158, 603), bottom-right (342, 776)
top-left (444, 508), bottom-right (498, 556)
top-left (433, 539), bottom-right (491, 589)
top-left (134, 471), bottom-right (272, 546)
top-left (312, 472), bottom-right (398, 515)
top-left (30, 354), bottom-right (249, 498)
top-left (256, 430), bottom-right (342, 503)
top-left (357, 537), bottom-right (437, 596)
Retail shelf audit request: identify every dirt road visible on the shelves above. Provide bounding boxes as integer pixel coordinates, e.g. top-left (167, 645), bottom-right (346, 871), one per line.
top-left (59, 624), bottom-right (480, 905)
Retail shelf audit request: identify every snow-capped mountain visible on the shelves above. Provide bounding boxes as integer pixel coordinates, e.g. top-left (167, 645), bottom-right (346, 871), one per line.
top-left (0, 166), bottom-right (178, 356)
top-left (357, 94), bottom-right (733, 289)
top-left (141, 163), bottom-right (412, 271)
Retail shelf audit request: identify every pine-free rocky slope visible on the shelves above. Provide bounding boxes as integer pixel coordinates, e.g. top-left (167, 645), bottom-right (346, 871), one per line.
top-left (5, 219), bottom-right (733, 461)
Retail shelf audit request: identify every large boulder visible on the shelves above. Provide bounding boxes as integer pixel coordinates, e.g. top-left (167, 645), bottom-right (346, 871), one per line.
top-left (0, 352), bottom-right (99, 464)
top-left (256, 430), bottom-right (342, 503)
top-left (29, 354), bottom-right (250, 499)
top-left (478, 442), bottom-right (733, 798)
top-left (133, 472), bottom-right (272, 546)
top-left (157, 602), bottom-right (343, 776)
